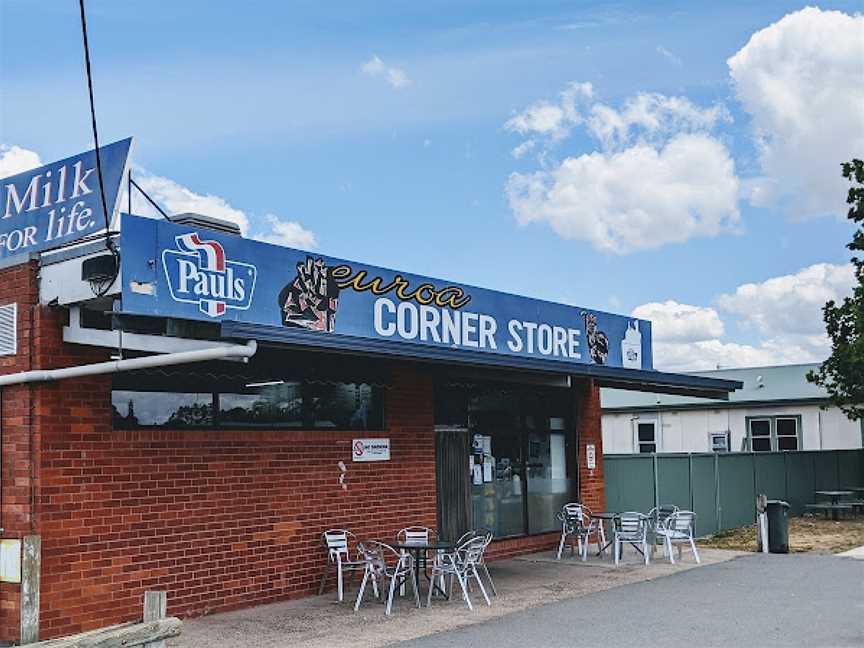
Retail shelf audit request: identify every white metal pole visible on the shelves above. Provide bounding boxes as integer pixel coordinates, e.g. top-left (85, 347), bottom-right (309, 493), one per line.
top-left (0, 340), bottom-right (257, 387)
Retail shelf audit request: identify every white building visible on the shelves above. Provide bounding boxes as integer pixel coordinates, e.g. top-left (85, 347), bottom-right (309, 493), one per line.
top-left (601, 363), bottom-right (863, 454)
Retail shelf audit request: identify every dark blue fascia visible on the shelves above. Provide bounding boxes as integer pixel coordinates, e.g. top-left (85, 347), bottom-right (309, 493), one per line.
top-left (221, 321), bottom-right (742, 400)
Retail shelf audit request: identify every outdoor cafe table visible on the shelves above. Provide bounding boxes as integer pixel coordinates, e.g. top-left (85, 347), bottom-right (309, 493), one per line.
top-left (591, 511), bottom-right (618, 556)
top-left (391, 540), bottom-right (453, 604)
top-left (814, 490), bottom-right (854, 520)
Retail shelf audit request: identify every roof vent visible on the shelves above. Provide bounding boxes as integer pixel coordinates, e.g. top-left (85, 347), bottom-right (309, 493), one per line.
top-left (167, 212), bottom-right (242, 236)
top-left (0, 303), bottom-right (17, 356)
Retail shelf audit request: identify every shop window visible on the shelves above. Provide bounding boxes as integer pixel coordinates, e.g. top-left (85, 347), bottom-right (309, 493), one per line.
top-left (112, 391), bottom-right (213, 428)
top-left (746, 416), bottom-right (800, 452)
top-left (218, 383), bottom-right (304, 428)
top-left (112, 382), bottom-right (384, 431)
top-left (637, 422), bottom-right (657, 453)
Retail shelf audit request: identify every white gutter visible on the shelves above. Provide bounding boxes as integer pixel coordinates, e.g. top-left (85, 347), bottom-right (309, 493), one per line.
top-left (0, 340), bottom-right (257, 387)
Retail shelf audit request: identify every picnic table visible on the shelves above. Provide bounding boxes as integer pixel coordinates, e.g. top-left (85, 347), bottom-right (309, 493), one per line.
top-left (808, 490), bottom-right (854, 520)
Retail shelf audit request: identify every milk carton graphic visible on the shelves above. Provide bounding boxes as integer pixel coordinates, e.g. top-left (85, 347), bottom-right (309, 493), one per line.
top-left (621, 321), bottom-right (642, 369)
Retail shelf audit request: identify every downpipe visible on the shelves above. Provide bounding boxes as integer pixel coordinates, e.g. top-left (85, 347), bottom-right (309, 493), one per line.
top-left (0, 340), bottom-right (257, 387)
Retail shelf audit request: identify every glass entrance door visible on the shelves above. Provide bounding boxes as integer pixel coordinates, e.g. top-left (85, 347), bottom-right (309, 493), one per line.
top-left (435, 382), bottom-right (575, 540)
top-left (471, 429), bottom-right (525, 538)
top-left (526, 417), bottom-right (574, 534)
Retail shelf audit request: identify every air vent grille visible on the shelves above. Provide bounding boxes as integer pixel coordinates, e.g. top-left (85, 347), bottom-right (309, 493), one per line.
top-left (0, 303), bottom-right (17, 356)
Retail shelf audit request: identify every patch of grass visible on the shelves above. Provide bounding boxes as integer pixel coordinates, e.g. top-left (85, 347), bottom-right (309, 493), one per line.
top-left (700, 516), bottom-right (864, 553)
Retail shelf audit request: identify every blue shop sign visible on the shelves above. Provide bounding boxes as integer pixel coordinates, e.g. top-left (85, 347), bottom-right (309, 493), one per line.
top-left (0, 138), bottom-right (132, 260)
top-left (120, 214), bottom-right (653, 370)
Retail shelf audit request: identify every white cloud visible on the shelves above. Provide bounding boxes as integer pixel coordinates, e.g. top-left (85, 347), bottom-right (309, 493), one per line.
top-left (511, 139), bottom-right (536, 159)
top-left (506, 133), bottom-right (740, 254)
top-left (0, 144), bottom-right (41, 178)
top-left (131, 171), bottom-right (250, 234)
top-left (652, 338), bottom-right (814, 372)
top-left (505, 83), bottom-right (728, 155)
top-left (129, 169), bottom-right (316, 248)
top-left (504, 82), bottom-right (593, 145)
top-left (638, 262), bottom-right (854, 371)
top-left (728, 7), bottom-right (864, 217)
top-left (361, 55), bottom-right (411, 89)
top-left (585, 93), bottom-right (730, 151)
top-left (716, 263), bottom-right (855, 337)
top-left (656, 45), bottom-right (682, 67)
top-left (632, 300), bottom-right (724, 342)
top-left (255, 214), bottom-right (317, 249)
top-left (505, 83), bottom-right (738, 253)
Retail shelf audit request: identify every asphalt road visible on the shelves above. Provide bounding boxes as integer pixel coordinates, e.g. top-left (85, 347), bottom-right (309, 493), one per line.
top-left (390, 554), bottom-right (864, 648)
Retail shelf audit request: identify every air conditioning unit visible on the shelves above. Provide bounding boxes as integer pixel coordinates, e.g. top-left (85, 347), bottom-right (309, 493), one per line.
top-left (710, 431), bottom-right (731, 453)
top-left (167, 212), bottom-right (241, 236)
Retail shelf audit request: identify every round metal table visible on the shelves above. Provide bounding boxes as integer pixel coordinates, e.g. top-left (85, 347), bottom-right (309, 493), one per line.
top-left (391, 540), bottom-right (454, 603)
top-left (590, 512), bottom-right (618, 556)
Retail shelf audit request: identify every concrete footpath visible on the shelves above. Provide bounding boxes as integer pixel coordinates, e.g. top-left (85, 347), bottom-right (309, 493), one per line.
top-left (392, 553), bottom-right (864, 648)
top-left (169, 547), bottom-right (740, 648)
top-left (837, 544), bottom-right (864, 559)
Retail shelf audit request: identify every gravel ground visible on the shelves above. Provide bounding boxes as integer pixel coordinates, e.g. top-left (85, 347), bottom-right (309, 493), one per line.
top-left (168, 547), bottom-right (741, 648)
top-left (391, 553), bottom-right (864, 648)
top-left (700, 517), bottom-right (864, 553)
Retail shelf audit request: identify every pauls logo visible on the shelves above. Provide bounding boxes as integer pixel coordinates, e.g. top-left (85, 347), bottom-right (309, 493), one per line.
top-left (162, 232), bottom-right (257, 317)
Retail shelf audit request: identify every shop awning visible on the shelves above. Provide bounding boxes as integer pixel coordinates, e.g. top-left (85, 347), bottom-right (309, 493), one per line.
top-left (221, 321), bottom-right (741, 400)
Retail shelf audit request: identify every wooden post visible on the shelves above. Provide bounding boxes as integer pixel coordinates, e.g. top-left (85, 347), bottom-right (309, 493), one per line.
top-left (142, 591), bottom-right (167, 648)
top-left (20, 535), bottom-right (41, 645)
top-left (756, 494), bottom-right (769, 553)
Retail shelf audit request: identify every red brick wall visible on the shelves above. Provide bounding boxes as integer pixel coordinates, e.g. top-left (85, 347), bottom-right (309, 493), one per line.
top-left (0, 261), bottom-right (40, 640)
top-left (576, 380), bottom-right (605, 513)
top-left (36, 363), bottom-right (436, 639)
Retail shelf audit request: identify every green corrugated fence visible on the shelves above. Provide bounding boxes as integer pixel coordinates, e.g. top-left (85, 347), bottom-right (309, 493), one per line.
top-left (604, 449), bottom-right (864, 536)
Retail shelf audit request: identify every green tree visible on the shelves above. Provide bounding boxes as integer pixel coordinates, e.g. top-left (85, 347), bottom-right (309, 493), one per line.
top-left (807, 159), bottom-right (864, 419)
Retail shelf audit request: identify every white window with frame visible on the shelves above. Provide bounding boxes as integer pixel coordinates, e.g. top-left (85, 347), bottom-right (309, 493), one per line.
top-left (635, 421), bottom-right (657, 453)
top-left (746, 416), bottom-right (800, 452)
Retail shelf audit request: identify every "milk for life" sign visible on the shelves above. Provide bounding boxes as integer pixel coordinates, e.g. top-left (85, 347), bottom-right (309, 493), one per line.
top-left (0, 138), bottom-right (132, 260)
top-left (352, 438), bottom-right (391, 462)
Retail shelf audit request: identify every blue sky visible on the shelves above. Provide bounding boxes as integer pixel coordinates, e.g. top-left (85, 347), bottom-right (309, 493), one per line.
top-left (1, 1), bottom-right (861, 370)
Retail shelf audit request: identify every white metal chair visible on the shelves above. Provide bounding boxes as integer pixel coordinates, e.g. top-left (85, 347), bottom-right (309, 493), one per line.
top-left (427, 536), bottom-right (490, 610)
top-left (456, 528), bottom-right (496, 596)
top-left (318, 529), bottom-right (367, 602)
top-left (354, 540), bottom-right (418, 615)
top-left (647, 505), bottom-right (679, 556)
top-left (396, 526), bottom-right (435, 594)
top-left (556, 503), bottom-right (603, 561)
top-left (613, 512), bottom-right (650, 567)
top-left (655, 510), bottom-right (700, 564)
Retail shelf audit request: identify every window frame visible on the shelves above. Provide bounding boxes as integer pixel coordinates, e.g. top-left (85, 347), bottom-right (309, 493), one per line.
top-left (635, 420), bottom-right (658, 454)
top-left (745, 415), bottom-right (801, 452)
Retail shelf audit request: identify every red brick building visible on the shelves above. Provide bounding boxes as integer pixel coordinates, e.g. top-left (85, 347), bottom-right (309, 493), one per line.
top-left (0, 200), bottom-right (736, 644)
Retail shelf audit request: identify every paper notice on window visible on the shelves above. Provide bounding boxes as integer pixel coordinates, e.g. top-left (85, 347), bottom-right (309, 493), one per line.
top-left (472, 464), bottom-right (483, 485)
